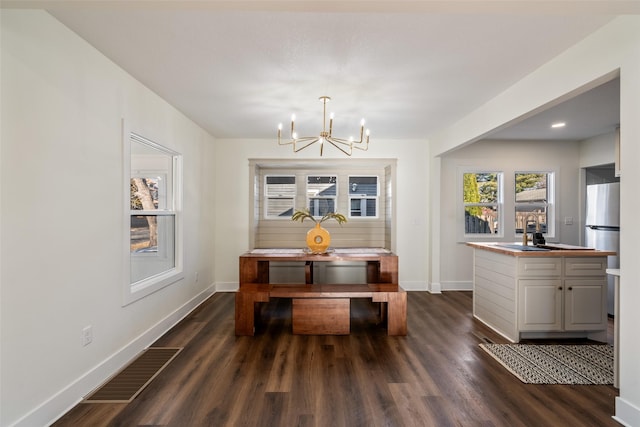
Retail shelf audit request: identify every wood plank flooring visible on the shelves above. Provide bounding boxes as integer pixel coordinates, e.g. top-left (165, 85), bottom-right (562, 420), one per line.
top-left (53, 292), bottom-right (619, 426)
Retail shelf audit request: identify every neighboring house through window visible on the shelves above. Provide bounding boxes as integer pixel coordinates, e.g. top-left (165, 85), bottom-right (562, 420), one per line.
top-left (515, 172), bottom-right (555, 236)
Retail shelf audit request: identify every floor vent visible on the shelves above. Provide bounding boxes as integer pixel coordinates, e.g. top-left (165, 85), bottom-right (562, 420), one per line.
top-left (83, 347), bottom-right (182, 403)
top-left (472, 332), bottom-right (494, 344)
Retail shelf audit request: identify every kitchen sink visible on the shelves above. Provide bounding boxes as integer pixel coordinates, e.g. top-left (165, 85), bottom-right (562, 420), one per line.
top-left (495, 243), bottom-right (596, 251)
top-left (495, 244), bottom-right (551, 251)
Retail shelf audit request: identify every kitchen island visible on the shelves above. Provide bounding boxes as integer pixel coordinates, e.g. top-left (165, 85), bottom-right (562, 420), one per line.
top-left (467, 242), bottom-right (616, 343)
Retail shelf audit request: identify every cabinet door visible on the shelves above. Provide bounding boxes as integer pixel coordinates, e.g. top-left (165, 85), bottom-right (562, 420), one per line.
top-left (518, 279), bottom-right (562, 331)
top-left (564, 278), bottom-right (607, 331)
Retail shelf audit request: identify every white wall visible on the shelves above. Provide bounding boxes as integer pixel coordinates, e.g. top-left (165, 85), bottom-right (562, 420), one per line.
top-left (1, 11), bottom-right (216, 426)
top-left (439, 139), bottom-right (582, 289)
top-left (428, 16), bottom-right (640, 426)
top-left (213, 138), bottom-right (430, 292)
top-left (580, 131), bottom-right (616, 167)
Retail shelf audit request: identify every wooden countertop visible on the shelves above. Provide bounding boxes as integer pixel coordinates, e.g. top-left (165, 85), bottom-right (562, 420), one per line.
top-left (466, 242), bottom-right (616, 257)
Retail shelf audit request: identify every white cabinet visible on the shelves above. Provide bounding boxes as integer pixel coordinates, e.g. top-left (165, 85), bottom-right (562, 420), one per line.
top-left (519, 278), bottom-right (606, 332)
top-left (564, 278), bottom-right (607, 330)
top-left (518, 279), bottom-right (562, 331)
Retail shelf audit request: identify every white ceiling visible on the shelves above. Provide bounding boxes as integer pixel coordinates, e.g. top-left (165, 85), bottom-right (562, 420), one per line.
top-left (27, 1), bottom-right (637, 141)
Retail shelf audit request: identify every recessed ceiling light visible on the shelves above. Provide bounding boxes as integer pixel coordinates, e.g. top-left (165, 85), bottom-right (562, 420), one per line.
top-left (551, 122), bottom-right (566, 128)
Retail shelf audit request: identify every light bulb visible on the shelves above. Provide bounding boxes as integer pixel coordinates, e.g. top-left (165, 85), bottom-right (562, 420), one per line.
top-left (291, 114), bottom-right (296, 122)
top-left (360, 118), bottom-right (366, 126)
top-left (278, 123), bottom-right (283, 130)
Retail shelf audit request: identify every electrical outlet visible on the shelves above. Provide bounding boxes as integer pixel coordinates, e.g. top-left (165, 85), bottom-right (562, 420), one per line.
top-left (82, 325), bottom-right (93, 347)
top-left (195, 271), bottom-right (199, 282)
top-left (564, 217), bottom-right (574, 225)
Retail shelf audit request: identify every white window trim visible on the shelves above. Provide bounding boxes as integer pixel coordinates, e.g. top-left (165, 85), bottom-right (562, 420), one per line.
top-left (264, 174), bottom-right (296, 220)
top-left (306, 174), bottom-right (338, 218)
top-left (122, 123), bottom-right (184, 306)
top-left (458, 168), bottom-right (504, 241)
top-left (514, 170), bottom-right (556, 239)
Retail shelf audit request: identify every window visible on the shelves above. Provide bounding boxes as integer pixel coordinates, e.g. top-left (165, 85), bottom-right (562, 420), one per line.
top-left (463, 172), bottom-right (502, 235)
top-left (515, 172), bottom-right (554, 235)
top-left (250, 159), bottom-right (395, 249)
top-left (265, 175), bottom-right (296, 218)
top-left (307, 175), bottom-right (337, 217)
top-left (126, 133), bottom-right (182, 304)
top-left (349, 176), bottom-right (378, 217)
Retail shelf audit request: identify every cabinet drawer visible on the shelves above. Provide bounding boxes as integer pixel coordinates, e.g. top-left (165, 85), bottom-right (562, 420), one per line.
top-left (517, 258), bottom-right (562, 277)
top-left (565, 257), bottom-right (607, 276)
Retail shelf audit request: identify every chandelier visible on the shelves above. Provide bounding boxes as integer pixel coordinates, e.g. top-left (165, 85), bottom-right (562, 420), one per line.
top-left (277, 96), bottom-right (370, 156)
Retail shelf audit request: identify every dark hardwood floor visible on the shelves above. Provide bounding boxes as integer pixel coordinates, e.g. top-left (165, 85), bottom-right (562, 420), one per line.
top-left (54, 292), bottom-right (619, 426)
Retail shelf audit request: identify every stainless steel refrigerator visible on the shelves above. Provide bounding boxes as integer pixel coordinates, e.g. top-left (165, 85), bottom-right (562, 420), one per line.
top-left (585, 182), bottom-right (620, 315)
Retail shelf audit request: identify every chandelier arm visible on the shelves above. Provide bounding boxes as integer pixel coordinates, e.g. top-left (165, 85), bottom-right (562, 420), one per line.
top-left (325, 139), bottom-right (354, 156)
top-left (326, 137), bottom-right (356, 146)
top-left (351, 140), bottom-right (370, 151)
top-left (293, 138), bottom-right (320, 153)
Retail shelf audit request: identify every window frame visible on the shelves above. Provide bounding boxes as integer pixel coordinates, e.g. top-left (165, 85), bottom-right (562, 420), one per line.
top-left (348, 175), bottom-right (379, 219)
top-left (123, 130), bottom-right (183, 306)
top-left (264, 174), bottom-right (296, 219)
top-left (306, 175), bottom-right (338, 218)
top-left (460, 170), bottom-right (504, 239)
top-left (514, 171), bottom-right (556, 238)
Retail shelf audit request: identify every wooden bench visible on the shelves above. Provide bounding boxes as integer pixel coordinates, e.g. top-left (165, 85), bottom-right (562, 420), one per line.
top-left (235, 283), bottom-right (407, 335)
top-left (235, 250), bottom-right (407, 336)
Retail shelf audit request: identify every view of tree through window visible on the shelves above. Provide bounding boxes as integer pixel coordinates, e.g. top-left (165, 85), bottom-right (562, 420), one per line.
top-left (129, 134), bottom-right (179, 285)
top-left (463, 172), bottom-right (500, 234)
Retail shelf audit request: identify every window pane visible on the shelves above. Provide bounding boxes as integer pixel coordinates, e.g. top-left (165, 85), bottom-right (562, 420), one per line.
top-left (266, 176), bottom-right (296, 196)
top-left (515, 173), bottom-right (548, 203)
top-left (365, 199), bottom-right (376, 216)
top-left (309, 198), bottom-right (335, 216)
top-left (349, 176), bottom-right (378, 196)
top-left (266, 199), bottom-right (294, 217)
top-left (307, 175), bottom-right (337, 197)
top-left (463, 173), bottom-right (498, 203)
top-left (131, 177), bottom-right (166, 210)
top-left (516, 206), bottom-right (547, 234)
top-left (130, 134), bottom-right (178, 287)
top-left (350, 198), bottom-right (377, 217)
top-left (130, 215), bottom-right (176, 283)
top-left (465, 206), bottom-right (498, 234)
top-left (265, 175), bottom-right (296, 217)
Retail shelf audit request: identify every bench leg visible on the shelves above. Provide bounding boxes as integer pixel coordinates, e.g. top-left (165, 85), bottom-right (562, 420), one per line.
top-left (235, 291), bottom-right (269, 336)
top-left (386, 291), bottom-right (407, 336)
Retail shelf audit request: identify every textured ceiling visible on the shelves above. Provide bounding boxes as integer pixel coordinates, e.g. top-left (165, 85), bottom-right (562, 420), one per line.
top-left (32, 1), bottom-right (636, 141)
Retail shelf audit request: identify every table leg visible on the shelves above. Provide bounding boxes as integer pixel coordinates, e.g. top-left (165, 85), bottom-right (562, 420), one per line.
top-left (386, 290), bottom-right (407, 336)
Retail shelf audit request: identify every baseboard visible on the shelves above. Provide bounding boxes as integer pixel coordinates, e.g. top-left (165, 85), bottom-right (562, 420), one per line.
top-left (428, 281), bottom-right (442, 294)
top-left (400, 281), bottom-right (428, 291)
top-left (440, 281), bottom-right (473, 291)
top-left (12, 284), bottom-right (216, 427)
top-left (216, 281), bottom-right (239, 292)
top-left (614, 396), bottom-right (640, 427)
